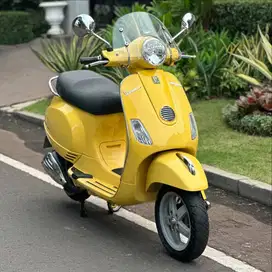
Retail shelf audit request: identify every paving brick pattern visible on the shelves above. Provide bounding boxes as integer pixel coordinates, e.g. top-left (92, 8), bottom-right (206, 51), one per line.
top-left (0, 39), bottom-right (55, 107)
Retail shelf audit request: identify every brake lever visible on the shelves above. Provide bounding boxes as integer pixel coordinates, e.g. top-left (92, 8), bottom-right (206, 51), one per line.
top-left (84, 60), bottom-right (109, 68)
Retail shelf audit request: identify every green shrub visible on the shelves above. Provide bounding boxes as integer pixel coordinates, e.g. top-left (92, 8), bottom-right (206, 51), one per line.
top-left (228, 25), bottom-right (271, 84)
top-left (0, 0), bottom-right (40, 11)
top-left (30, 10), bottom-right (50, 38)
top-left (31, 35), bottom-right (102, 73)
top-left (177, 26), bottom-right (247, 98)
top-left (241, 114), bottom-right (272, 136)
top-left (211, 0), bottom-right (272, 36)
top-left (32, 34), bottom-right (128, 84)
top-left (230, 26), bottom-right (272, 87)
top-left (222, 104), bottom-right (272, 136)
top-left (0, 11), bottom-right (34, 44)
top-left (0, 1), bottom-right (49, 39)
top-left (103, 2), bottom-right (247, 99)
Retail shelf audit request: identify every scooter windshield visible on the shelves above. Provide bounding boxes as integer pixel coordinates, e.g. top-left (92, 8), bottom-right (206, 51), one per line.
top-left (112, 12), bottom-right (179, 51)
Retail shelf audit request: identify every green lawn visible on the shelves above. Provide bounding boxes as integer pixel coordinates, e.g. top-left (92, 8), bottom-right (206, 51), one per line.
top-left (23, 98), bottom-right (271, 184)
top-left (214, 0), bottom-right (264, 2)
top-left (24, 99), bottom-right (51, 115)
top-left (192, 99), bottom-right (271, 184)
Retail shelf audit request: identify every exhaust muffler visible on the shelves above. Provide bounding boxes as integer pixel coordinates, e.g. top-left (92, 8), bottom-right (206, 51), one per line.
top-left (42, 151), bottom-right (67, 186)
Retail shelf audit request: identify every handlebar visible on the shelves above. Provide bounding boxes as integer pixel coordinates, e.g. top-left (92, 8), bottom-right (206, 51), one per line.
top-left (80, 51), bottom-right (195, 68)
top-left (80, 55), bottom-right (103, 64)
top-left (80, 55), bottom-right (109, 68)
top-left (180, 54), bottom-right (196, 59)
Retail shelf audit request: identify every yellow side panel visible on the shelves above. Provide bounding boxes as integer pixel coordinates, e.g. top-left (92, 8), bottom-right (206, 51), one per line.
top-left (45, 97), bottom-right (127, 194)
top-left (45, 96), bottom-right (126, 160)
top-left (45, 96), bottom-right (85, 156)
top-left (79, 111), bottom-right (126, 159)
top-left (146, 151), bottom-right (208, 192)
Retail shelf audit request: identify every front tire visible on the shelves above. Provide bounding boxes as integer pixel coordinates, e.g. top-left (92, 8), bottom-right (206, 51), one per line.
top-left (155, 186), bottom-right (209, 262)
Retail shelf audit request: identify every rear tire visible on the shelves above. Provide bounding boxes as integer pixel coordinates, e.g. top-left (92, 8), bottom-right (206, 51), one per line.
top-left (63, 183), bottom-right (90, 202)
top-left (155, 186), bottom-right (209, 262)
top-left (56, 153), bottom-right (90, 202)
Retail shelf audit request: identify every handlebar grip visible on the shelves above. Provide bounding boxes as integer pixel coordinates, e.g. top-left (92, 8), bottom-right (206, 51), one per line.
top-left (80, 56), bottom-right (101, 64)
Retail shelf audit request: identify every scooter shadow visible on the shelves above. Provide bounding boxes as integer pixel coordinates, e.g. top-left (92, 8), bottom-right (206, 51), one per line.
top-left (54, 198), bottom-right (211, 270)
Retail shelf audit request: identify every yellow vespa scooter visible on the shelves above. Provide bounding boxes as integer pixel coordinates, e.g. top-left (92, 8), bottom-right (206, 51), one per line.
top-left (42, 11), bottom-right (210, 262)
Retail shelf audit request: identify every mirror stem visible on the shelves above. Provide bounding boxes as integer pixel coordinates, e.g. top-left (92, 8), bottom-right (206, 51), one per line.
top-left (170, 28), bottom-right (187, 43)
top-left (92, 31), bottom-right (113, 51)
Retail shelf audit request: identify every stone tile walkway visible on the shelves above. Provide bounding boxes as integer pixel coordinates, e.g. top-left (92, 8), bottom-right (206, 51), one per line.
top-left (0, 38), bottom-right (55, 107)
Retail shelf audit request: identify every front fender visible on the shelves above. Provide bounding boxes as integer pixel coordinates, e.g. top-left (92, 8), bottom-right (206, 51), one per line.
top-left (146, 151), bottom-right (208, 192)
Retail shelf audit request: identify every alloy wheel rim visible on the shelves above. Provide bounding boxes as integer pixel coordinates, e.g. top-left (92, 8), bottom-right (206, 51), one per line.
top-left (159, 191), bottom-right (191, 251)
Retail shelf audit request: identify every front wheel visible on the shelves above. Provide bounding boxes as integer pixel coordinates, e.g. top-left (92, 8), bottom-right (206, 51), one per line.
top-left (155, 186), bottom-right (209, 262)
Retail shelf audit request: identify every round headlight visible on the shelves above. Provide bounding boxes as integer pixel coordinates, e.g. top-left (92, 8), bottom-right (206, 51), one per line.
top-left (142, 38), bottom-right (167, 66)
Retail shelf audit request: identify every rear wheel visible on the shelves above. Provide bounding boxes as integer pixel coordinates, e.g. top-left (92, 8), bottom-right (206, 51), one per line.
top-left (63, 183), bottom-right (90, 202)
top-left (56, 153), bottom-right (90, 202)
top-left (155, 186), bottom-right (209, 262)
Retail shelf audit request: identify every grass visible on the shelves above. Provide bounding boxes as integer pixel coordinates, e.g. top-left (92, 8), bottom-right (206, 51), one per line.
top-left (23, 98), bottom-right (272, 184)
top-left (24, 99), bottom-right (50, 115)
top-left (192, 99), bottom-right (271, 184)
top-left (214, 0), bottom-right (269, 2)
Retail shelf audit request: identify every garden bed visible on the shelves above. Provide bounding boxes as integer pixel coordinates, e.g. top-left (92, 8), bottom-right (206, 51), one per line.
top-left (23, 98), bottom-right (272, 184)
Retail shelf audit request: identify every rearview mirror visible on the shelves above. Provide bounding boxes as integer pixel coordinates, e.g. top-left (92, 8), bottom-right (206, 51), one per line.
top-left (181, 13), bottom-right (196, 29)
top-left (170, 12), bottom-right (196, 42)
top-left (72, 14), bottom-right (113, 50)
top-left (72, 14), bottom-right (95, 37)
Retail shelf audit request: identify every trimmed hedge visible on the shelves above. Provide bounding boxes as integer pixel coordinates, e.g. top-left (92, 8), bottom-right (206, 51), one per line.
top-left (211, 0), bottom-right (272, 36)
top-left (0, 0), bottom-right (40, 11)
top-left (30, 10), bottom-right (50, 38)
top-left (222, 104), bottom-right (272, 137)
top-left (0, 0), bottom-right (49, 42)
top-left (0, 11), bottom-right (34, 45)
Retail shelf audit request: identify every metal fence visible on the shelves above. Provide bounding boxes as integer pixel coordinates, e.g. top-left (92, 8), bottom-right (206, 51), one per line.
top-left (90, 0), bottom-right (151, 27)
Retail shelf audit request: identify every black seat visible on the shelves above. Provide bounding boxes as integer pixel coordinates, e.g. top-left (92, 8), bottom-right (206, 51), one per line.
top-left (56, 70), bottom-right (123, 115)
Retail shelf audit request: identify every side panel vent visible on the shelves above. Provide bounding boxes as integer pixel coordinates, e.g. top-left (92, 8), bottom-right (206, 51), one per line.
top-left (64, 152), bottom-right (79, 163)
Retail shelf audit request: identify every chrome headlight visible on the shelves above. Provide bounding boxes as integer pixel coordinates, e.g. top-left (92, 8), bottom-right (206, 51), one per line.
top-left (142, 38), bottom-right (166, 66)
top-left (189, 112), bottom-right (198, 140)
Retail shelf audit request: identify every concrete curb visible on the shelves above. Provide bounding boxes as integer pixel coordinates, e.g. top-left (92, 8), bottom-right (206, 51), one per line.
top-left (203, 165), bottom-right (271, 206)
top-left (13, 111), bottom-right (45, 126)
top-left (0, 97), bottom-right (46, 113)
top-left (1, 106), bottom-right (271, 207)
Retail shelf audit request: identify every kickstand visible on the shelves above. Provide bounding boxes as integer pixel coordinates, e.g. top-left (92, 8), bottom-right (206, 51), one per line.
top-left (80, 200), bottom-right (87, 218)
